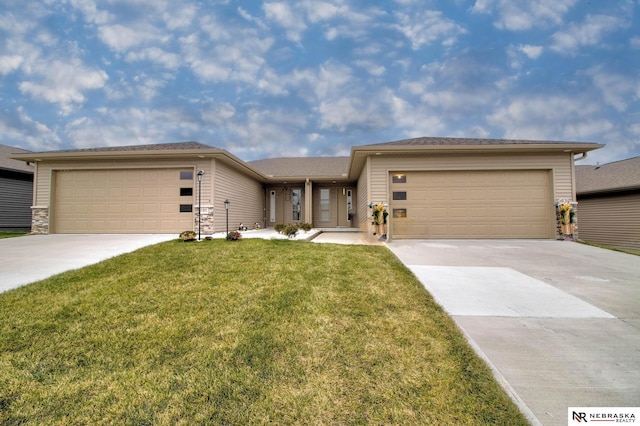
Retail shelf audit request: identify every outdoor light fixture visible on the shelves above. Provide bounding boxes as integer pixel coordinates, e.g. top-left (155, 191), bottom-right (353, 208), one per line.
top-left (197, 170), bottom-right (204, 240)
top-left (224, 199), bottom-right (230, 236)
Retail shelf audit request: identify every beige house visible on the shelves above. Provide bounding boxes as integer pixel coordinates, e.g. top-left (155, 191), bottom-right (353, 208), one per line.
top-left (576, 157), bottom-right (640, 251)
top-left (11, 137), bottom-right (602, 240)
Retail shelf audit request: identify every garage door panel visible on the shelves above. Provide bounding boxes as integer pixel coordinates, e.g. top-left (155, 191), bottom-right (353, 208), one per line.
top-left (390, 170), bottom-right (552, 239)
top-left (54, 168), bottom-right (194, 233)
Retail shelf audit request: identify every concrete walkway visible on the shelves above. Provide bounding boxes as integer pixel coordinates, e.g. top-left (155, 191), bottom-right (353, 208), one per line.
top-left (0, 234), bottom-right (176, 293)
top-left (387, 240), bottom-right (640, 426)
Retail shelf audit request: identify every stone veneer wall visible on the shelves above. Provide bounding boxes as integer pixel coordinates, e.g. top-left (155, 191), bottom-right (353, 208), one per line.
top-left (195, 206), bottom-right (215, 235)
top-left (31, 207), bottom-right (49, 234)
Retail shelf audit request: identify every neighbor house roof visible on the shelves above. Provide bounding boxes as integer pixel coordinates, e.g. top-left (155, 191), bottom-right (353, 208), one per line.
top-left (248, 157), bottom-right (350, 181)
top-left (576, 156), bottom-right (640, 195)
top-left (0, 144), bottom-right (34, 174)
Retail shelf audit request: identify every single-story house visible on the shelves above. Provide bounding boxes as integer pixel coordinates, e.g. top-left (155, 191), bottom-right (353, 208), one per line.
top-left (0, 144), bottom-right (34, 231)
top-left (576, 156), bottom-right (640, 251)
top-left (10, 137), bottom-right (602, 240)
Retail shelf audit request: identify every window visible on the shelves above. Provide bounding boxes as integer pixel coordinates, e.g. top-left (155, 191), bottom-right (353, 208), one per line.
top-left (180, 187), bottom-right (193, 196)
top-left (179, 204), bottom-right (193, 213)
top-left (393, 208), bottom-right (407, 218)
top-left (392, 174), bottom-right (406, 183)
top-left (346, 189), bottom-right (353, 220)
top-left (292, 188), bottom-right (302, 221)
top-left (320, 188), bottom-right (330, 222)
top-left (392, 191), bottom-right (407, 200)
top-left (180, 170), bottom-right (193, 180)
top-left (270, 191), bottom-right (276, 223)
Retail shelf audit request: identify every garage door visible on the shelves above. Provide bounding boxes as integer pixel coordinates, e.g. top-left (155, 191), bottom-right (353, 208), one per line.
top-left (53, 169), bottom-right (195, 233)
top-left (389, 170), bottom-right (553, 239)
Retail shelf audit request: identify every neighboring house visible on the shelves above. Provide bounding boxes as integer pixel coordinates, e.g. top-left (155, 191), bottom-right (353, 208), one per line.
top-left (0, 145), bottom-right (34, 231)
top-left (10, 137), bottom-right (602, 240)
top-left (576, 157), bottom-right (640, 251)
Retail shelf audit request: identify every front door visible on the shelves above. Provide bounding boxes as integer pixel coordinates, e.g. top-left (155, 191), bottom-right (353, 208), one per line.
top-left (337, 188), bottom-right (355, 227)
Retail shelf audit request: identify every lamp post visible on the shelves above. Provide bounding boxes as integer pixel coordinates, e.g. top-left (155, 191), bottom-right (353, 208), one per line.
top-left (224, 199), bottom-right (230, 236)
top-left (197, 170), bottom-right (204, 241)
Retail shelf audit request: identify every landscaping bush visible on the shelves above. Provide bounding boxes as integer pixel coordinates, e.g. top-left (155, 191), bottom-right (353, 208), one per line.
top-left (179, 230), bottom-right (196, 241)
top-left (283, 224), bottom-right (299, 238)
top-left (226, 230), bottom-right (242, 241)
top-left (300, 223), bottom-right (312, 232)
top-left (274, 223), bottom-right (286, 233)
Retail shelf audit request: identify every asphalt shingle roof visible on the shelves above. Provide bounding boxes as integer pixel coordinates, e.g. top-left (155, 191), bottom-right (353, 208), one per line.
top-left (27, 141), bottom-right (217, 154)
top-left (248, 157), bottom-right (350, 178)
top-left (0, 144), bottom-right (34, 173)
top-left (367, 136), bottom-right (593, 146)
top-left (576, 156), bottom-right (640, 194)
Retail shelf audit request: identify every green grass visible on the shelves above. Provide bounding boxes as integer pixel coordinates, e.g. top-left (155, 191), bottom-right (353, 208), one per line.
top-left (578, 240), bottom-right (640, 256)
top-left (0, 239), bottom-right (528, 425)
top-left (0, 232), bottom-right (28, 239)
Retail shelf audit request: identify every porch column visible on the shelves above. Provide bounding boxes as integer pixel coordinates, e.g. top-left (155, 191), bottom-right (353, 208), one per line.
top-left (304, 178), bottom-right (313, 224)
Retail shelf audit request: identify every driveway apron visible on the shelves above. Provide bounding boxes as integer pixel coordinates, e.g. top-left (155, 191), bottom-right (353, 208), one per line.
top-left (0, 234), bottom-right (176, 293)
top-left (387, 240), bottom-right (640, 426)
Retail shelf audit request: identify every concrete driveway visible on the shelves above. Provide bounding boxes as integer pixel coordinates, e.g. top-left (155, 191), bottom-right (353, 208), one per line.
top-left (0, 234), bottom-right (176, 293)
top-left (387, 240), bottom-right (640, 426)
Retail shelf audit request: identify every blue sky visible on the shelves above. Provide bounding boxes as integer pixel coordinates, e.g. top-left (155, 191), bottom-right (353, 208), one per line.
top-left (1, 0), bottom-right (638, 164)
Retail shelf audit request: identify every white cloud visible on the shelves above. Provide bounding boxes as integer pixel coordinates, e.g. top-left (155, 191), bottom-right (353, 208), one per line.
top-left (395, 10), bottom-right (466, 49)
top-left (0, 55), bottom-right (23, 74)
top-left (487, 95), bottom-right (609, 141)
top-left (519, 44), bottom-right (543, 59)
top-left (585, 66), bottom-right (638, 112)
top-left (125, 47), bottom-right (181, 69)
top-left (98, 24), bottom-right (170, 52)
top-left (263, 2), bottom-right (307, 42)
top-left (472, 0), bottom-right (577, 31)
top-left (551, 14), bottom-right (626, 54)
top-left (18, 59), bottom-right (108, 114)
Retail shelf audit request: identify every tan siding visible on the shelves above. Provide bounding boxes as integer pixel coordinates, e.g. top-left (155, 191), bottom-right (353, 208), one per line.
top-left (35, 158), bottom-right (214, 207)
top-left (577, 193), bottom-right (640, 251)
top-left (213, 161), bottom-right (264, 232)
top-left (370, 152), bottom-right (575, 202)
top-left (357, 160), bottom-right (370, 232)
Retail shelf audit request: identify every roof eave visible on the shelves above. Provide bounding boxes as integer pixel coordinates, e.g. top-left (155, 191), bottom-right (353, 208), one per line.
top-left (348, 142), bottom-right (604, 179)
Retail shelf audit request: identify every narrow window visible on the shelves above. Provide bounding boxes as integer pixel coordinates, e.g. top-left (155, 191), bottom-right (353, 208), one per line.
top-left (180, 170), bottom-right (193, 180)
top-left (346, 189), bottom-right (353, 220)
top-left (392, 174), bottom-right (406, 183)
top-left (292, 188), bottom-right (302, 221)
top-left (320, 188), bottom-right (330, 222)
top-left (392, 191), bottom-right (407, 200)
top-left (393, 208), bottom-right (407, 218)
top-left (180, 187), bottom-right (193, 196)
top-left (180, 204), bottom-right (193, 213)
top-left (270, 191), bottom-right (276, 223)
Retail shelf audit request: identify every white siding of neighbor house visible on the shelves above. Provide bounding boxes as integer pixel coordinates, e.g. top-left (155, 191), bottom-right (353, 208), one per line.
top-left (576, 193), bottom-right (640, 251)
top-left (212, 161), bottom-right (264, 232)
top-left (368, 152), bottom-right (575, 204)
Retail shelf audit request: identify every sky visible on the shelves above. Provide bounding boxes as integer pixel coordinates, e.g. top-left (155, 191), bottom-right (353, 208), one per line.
top-left (1, 0), bottom-right (639, 165)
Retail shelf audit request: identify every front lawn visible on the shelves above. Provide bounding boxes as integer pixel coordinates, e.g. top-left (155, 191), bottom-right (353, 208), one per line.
top-left (0, 232), bottom-right (28, 239)
top-left (0, 239), bottom-right (527, 425)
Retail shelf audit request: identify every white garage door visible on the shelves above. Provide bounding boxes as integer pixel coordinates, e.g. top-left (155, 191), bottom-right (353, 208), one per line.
top-left (53, 169), bottom-right (195, 233)
top-left (389, 170), bottom-right (553, 239)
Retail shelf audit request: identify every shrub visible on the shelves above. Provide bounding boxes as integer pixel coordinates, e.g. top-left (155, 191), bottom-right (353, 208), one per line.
top-left (283, 224), bottom-right (299, 238)
top-left (226, 230), bottom-right (242, 241)
top-left (299, 223), bottom-right (312, 232)
top-left (179, 231), bottom-right (196, 241)
top-left (274, 223), bottom-right (286, 233)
